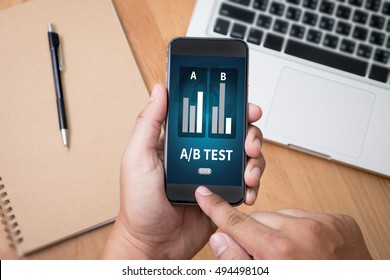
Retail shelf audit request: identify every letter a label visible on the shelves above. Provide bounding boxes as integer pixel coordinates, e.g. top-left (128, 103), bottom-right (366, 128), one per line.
top-left (190, 71), bottom-right (197, 80)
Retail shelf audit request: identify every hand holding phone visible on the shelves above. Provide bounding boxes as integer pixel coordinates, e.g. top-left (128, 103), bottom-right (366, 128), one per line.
top-left (103, 82), bottom-right (265, 259)
top-left (165, 38), bottom-right (250, 204)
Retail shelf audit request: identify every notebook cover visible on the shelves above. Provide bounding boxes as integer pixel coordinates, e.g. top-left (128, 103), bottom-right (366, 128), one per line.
top-left (0, 0), bottom-right (148, 255)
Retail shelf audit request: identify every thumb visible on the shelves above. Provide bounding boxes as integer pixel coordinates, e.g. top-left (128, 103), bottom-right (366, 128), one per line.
top-left (210, 232), bottom-right (252, 260)
top-left (195, 186), bottom-right (268, 258)
top-left (122, 83), bottom-right (167, 168)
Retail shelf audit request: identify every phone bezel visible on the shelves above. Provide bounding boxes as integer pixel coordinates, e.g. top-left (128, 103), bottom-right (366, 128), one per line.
top-left (164, 37), bottom-right (249, 205)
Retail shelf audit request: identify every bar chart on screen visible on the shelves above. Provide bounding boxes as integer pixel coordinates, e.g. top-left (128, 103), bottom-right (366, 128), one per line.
top-left (178, 67), bottom-right (237, 138)
top-left (179, 67), bottom-right (207, 138)
top-left (211, 82), bottom-right (232, 135)
top-left (209, 68), bottom-right (237, 139)
top-left (182, 90), bottom-right (203, 134)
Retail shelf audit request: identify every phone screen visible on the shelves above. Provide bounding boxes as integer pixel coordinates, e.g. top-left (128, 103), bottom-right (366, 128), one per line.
top-left (165, 38), bottom-right (248, 204)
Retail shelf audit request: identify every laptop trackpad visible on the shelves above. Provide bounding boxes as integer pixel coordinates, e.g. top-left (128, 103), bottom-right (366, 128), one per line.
top-left (266, 68), bottom-right (375, 158)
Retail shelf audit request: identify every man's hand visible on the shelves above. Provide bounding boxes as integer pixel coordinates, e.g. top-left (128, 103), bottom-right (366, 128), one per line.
top-left (195, 187), bottom-right (372, 260)
top-left (102, 84), bottom-right (265, 259)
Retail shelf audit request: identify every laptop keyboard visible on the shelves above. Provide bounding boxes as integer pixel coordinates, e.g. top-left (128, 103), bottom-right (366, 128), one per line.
top-left (212, 0), bottom-right (390, 85)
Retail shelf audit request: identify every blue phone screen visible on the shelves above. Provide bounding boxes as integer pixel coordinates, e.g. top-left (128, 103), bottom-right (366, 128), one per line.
top-left (166, 54), bottom-right (247, 187)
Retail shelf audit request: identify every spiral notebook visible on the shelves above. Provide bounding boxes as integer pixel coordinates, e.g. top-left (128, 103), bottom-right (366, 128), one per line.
top-left (0, 0), bottom-right (148, 255)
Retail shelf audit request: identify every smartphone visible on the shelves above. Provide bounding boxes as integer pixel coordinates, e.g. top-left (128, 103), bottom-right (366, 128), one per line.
top-left (164, 37), bottom-right (248, 205)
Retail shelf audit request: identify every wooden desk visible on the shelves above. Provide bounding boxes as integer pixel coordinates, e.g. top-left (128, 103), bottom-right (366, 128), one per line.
top-left (1, 0), bottom-right (389, 260)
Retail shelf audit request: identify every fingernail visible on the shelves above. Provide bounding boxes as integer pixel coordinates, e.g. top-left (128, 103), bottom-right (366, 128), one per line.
top-left (196, 186), bottom-right (213, 196)
top-left (251, 167), bottom-right (261, 182)
top-left (253, 138), bottom-right (261, 151)
top-left (246, 187), bottom-right (256, 201)
top-left (150, 84), bottom-right (160, 101)
top-left (210, 234), bottom-right (228, 257)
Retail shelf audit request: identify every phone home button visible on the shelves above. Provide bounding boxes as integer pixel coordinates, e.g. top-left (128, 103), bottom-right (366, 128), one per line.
top-left (198, 168), bottom-right (212, 175)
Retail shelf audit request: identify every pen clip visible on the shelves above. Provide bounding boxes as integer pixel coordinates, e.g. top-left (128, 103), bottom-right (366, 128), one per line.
top-left (58, 45), bottom-right (64, 71)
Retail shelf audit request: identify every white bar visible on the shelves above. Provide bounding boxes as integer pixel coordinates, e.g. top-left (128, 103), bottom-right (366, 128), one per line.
top-left (226, 117), bottom-right (231, 134)
top-left (196, 91), bottom-right (203, 133)
top-left (218, 83), bottom-right (225, 134)
top-left (2, 260), bottom-right (389, 280)
top-left (182, 98), bottom-right (189, 133)
top-left (189, 106), bottom-right (196, 133)
top-left (212, 106), bottom-right (218, 134)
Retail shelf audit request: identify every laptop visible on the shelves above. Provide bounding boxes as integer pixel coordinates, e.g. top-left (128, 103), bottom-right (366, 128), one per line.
top-left (187, 0), bottom-right (390, 177)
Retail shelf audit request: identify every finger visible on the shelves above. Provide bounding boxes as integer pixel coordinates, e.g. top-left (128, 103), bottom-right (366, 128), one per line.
top-left (195, 186), bottom-right (273, 256)
top-left (210, 232), bottom-right (252, 260)
top-left (122, 84), bottom-right (167, 168)
top-left (277, 208), bottom-right (323, 219)
top-left (243, 125), bottom-right (265, 205)
top-left (244, 155), bottom-right (265, 205)
top-left (245, 154), bottom-right (266, 186)
top-left (250, 209), bottom-right (343, 231)
top-left (156, 132), bottom-right (165, 162)
top-left (277, 208), bottom-right (345, 226)
top-left (244, 185), bottom-right (257, 206)
top-left (247, 103), bottom-right (262, 123)
top-left (249, 211), bottom-right (301, 230)
top-left (243, 140), bottom-right (265, 205)
top-left (245, 124), bottom-right (263, 159)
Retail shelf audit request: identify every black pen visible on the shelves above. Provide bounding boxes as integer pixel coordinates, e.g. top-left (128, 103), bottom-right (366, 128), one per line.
top-left (48, 22), bottom-right (68, 150)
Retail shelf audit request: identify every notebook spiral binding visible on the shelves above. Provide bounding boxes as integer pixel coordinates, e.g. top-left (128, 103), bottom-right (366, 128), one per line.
top-left (0, 177), bottom-right (23, 248)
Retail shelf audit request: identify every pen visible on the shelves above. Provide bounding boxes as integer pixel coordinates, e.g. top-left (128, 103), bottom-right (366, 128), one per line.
top-left (48, 22), bottom-right (68, 150)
